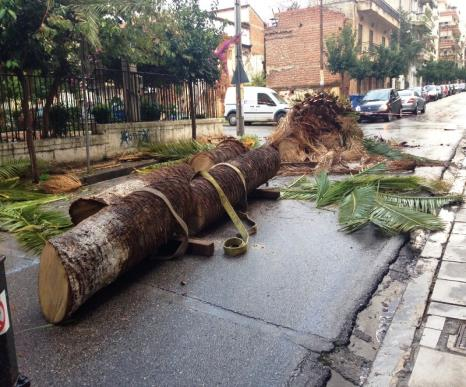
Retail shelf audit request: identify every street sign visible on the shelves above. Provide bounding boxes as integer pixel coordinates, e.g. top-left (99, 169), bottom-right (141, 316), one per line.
top-left (231, 62), bottom-right (249, 84)
top-left (0, 290), bottom-right (10, 335)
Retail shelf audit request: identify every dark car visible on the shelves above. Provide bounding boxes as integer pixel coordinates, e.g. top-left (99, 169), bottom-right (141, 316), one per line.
top-left (399, 89), bottom-right (426, 115)
top-left (356, 88), bottom-right (402, 122)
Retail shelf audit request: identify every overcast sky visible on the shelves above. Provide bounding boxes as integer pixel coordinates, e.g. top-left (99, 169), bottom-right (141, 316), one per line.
top-left (200, 0), bottom-right (466, 24)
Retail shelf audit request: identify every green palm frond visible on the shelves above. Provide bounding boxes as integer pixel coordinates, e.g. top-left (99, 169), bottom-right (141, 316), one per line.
top-left (370, 200), bottom-right (444, 234)
top-left (356, 163), bottom-right (387, 175)
top-left (0, 159), bottom-right (31, 180)
top-left (339, 186), bottom-right (376, 224)
top-left (142, 140), bottom-right (213, 161)
top-left (379, 193), bottom-right (462, 214)
top-left (280, 167), bottom-right (462, 235)
top-left (0, 204), bottom-right (72, 254)
top-left (0, 189), bottom-right (53, 202)
top-left (363, 138), bottom-right (404, 160)
top-left (136, 159), bottom-right (188, 174)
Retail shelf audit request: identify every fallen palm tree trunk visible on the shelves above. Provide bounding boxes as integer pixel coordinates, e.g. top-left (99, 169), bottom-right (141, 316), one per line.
top-left (39, 145), bottom-right (280, 324)
top-left (189, 138), bottom-right (247, 172)
top-left (40, 167), bottom-right (194, 324)
top-left (189, 145), bottom-right (280, 233)
top-left (69, 139), bottom-right (248, 225)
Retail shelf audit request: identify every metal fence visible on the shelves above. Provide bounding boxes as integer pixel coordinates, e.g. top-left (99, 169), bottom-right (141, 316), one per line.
top-left (0, 69), bottom-right (219, 143)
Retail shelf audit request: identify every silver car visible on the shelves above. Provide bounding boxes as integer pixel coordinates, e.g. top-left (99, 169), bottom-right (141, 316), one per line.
top-left (399, 89), bottom-right (426, 115)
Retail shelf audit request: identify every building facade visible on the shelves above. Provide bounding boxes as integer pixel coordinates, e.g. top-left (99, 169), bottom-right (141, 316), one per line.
top-left (265, 1), bottom-right (400, 95)
top-left (437, 0), bottom-right (464, 66)
top-left (215, 5), bottom-right (266, 81)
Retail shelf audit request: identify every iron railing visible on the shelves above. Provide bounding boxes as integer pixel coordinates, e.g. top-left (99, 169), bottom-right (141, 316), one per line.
top-left (0, 70), bottom-right (219, 143)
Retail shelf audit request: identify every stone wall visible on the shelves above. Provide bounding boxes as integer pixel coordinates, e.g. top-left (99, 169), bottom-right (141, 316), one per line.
top-left (0, 118), bottom-right (224, 164)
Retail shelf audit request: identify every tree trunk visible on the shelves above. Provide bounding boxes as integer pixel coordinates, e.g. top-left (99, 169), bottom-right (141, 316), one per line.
top-left (189, 137), bottom-right (247, 172)
top-left (69, 138), bottom-right (248, 225)
top-left (189, 145), bottom-right (280, 233)
top-left (17, 71), bottom-right (39, 183)
top-left (188, 81), bottom-right (197, 139)
top-left (39, 145), bottom-right (280, 323)
top-left (42, 75), bottom-right (62, 138)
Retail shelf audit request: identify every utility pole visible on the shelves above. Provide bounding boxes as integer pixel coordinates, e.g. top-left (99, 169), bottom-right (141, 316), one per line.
top-left (319, 0), bottom-right (324, 88)
top-left (235, 0), bottom-right (245, 136)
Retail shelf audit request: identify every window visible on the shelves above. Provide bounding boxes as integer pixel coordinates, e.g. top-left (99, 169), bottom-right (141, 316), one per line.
top-left (369, 30), bottom-right (374, 49)
top-left (382, 37), bottom-right (386, 47)
top-left (258, 93), bottom-right (276, 106)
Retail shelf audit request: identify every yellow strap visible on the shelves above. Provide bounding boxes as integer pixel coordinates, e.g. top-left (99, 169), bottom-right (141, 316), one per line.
top-left (200, 171), bottom-right (253, 256)
top-left (136, 187), bottom-right (189, 260)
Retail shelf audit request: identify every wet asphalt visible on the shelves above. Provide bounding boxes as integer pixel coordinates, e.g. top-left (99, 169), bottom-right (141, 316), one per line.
top-left (6, 93), bottom-right (466, 386)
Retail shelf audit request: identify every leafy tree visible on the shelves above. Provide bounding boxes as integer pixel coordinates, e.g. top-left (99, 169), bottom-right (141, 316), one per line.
top-left (417, 60), bottom-right (462, 84)
top-left (325, 23), bottom-right (357, 95)
top-left (349, 53), bottom-right (373, 93)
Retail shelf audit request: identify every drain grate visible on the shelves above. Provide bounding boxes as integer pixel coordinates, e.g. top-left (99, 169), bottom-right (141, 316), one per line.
top-left (454, 323), bottom-right (466, 350)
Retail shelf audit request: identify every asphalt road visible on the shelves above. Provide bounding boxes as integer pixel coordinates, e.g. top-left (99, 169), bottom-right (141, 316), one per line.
top-left (6, 93), bottom-right (466, 386)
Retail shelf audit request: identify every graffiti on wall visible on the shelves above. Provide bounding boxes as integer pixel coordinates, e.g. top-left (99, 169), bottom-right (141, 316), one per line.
top-left (120, 128), bottom-right (150, 146)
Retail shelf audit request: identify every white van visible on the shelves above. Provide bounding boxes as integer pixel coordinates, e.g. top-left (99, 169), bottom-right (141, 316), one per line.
top-left (224, 86), bottom-right (290, 126)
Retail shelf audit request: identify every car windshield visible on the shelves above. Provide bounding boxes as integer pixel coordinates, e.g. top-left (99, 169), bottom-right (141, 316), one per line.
top-left (272, 92), bottom-right (287, 104)
top-left (399, 90), bottom-right (412, 96)
top-left (363, 89), bottom-right (389, 102)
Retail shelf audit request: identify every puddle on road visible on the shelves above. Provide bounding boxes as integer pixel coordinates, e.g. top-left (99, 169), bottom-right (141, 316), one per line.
top-left (323, 245), bottom-right (416, 386)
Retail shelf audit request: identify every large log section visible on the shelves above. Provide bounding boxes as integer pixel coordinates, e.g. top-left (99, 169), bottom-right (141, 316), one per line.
top-left (39, 146), bottom-right (280, 323)
top-left (69, 138), bottom-right (247, 225)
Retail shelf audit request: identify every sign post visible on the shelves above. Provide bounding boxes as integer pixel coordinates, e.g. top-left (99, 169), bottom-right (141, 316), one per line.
top-left (0, 256), bottom-right (30, 387)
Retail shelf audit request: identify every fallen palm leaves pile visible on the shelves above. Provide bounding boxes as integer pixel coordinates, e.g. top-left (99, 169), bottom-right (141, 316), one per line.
top-left (0, 159), bottom-right (72, 254)
top-left (269, 92), bottom-right (441, 175)
top-left (281, 164), bottom-right (462, 235)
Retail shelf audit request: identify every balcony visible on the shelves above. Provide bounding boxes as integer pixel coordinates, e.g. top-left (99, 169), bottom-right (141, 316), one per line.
top-left (357, 0), bottom-right (400, 29)
top-left (411, 13), bottom-right (435, 31)
top-left (419, 0), bottom-right (437, 8)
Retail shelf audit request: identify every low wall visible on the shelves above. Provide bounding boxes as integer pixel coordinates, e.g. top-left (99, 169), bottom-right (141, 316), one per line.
top-left (0, 119), bottom-right (224, 164)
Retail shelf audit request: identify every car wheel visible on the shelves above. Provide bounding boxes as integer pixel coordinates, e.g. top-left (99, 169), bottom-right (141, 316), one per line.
top-left (275, 111), bottom-right (287, 123)
top-left (421, 104), bottom-right (426, 114)
top-left (384, 113), bottom-right (392, 122)
top-left (414, 104), bottom-right (419, 115)
top-left (227, 113), bottom-right (237, 126)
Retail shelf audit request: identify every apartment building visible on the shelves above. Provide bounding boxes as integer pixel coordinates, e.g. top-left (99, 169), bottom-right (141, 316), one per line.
top-left (265, 0), bottom-right (400, 94)
top-left (437, 0), bottom-right (464, 66)
top-left (215, 4), bottom-right (266, 81)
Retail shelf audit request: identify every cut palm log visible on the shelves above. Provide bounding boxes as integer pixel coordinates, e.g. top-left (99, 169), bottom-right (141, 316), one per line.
top-left (39, 145), bottom-right (280, 324)
top-left (39, 167), bottom-right (193, 324)
top-left (69, 138), bottom-right (248, 225)
top-left (188, 137), bottom-right (247, 172)
top-left (189, 145), bottom-right (280, 233)
top-left (69, 164), bottom-right (194, 225)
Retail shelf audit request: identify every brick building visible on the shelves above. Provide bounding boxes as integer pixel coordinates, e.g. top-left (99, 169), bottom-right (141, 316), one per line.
top-left (265, 7), bottom-right (346, 93)
top-left (266, 1), bottom-right (401, 95)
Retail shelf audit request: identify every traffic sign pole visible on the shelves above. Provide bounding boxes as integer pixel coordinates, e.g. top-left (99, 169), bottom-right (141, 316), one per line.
top-left (0, 256), bottom-right (30, 387)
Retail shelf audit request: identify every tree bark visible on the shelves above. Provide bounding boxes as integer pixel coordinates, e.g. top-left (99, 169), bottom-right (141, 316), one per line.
top-left (42, 74), bottom-right (62, 138)
top-left (17, 71), bottom-right (39, 183)
top-left (39, 145), bottom-right (280, 323)
top-left (69, 138), bottom-right (248, 225)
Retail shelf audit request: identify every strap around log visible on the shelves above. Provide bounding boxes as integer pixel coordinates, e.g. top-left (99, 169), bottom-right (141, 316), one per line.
top-left (211, 162), bottom-right (248, 211)
top-left (135, 187), bottom-right (189, 260)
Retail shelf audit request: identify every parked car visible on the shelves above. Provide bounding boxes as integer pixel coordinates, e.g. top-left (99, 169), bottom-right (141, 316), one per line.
top-left (410, 87), bottom-right (428, 102)
top-left (458, 83), bottom-right (466, 92)
top-left (399, 89), bottom-right (426, 115)
top-left (224, 86), bottom-right (290, 126)
top-left (424, 85), bottom-right (439, 101)
top-left (356, 88), bottom-right (402, 122)
top-left (436, 86), bottom-right (443, 99)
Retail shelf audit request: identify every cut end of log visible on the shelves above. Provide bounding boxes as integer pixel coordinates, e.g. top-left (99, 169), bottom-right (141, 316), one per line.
top-left (69, 199), bottom-right (107, 225)
top-left (39, 242), bottom-right (71, 324)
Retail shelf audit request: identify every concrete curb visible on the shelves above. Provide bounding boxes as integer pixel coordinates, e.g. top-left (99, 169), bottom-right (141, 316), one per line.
top-left (366, 136), bottom-right (466, 386)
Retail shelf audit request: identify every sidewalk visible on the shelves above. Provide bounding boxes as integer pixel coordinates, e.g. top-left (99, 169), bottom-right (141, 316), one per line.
top-left (367, 139), bottom-right (466, 386)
